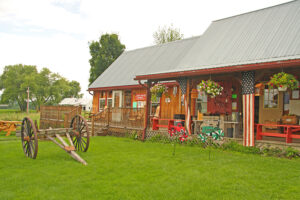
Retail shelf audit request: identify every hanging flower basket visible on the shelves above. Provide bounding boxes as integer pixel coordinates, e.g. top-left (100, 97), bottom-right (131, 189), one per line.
top-left (197, 80), bottom-right (223, 98)
top-left (278, 85), bottom-right (287, 92)
top-left (150, 83), bottom-right (167, 101)
top-left (268, 72), bottom-right (298, 91)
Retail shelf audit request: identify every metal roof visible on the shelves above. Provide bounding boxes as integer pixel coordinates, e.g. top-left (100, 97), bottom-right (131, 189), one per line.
top-left (138, 0), bottom-right (300, 76)
top-left (89, 0), bottom-right (300, 89)
top-left (89, 36), bottom-right (199, 89)
top-left (59, 98), bottom-right (92, 106)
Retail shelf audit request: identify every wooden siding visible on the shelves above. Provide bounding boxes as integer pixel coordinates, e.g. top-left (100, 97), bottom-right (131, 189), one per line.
top-left (92, 91), bottom-right (100, 113)
top-left (160, 86), bottom-right (185, 119)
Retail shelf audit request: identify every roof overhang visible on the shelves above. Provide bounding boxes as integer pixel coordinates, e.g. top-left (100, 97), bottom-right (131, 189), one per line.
top-left (88, 81), bottom-right (179, 92)
top-left (134, 59), bottom-right (300, 81)
top-left (88, 84), bottom-right (143, 91)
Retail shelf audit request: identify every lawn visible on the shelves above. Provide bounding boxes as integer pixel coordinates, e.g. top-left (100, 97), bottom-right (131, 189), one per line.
top-left (0, 110), bottom-right (40, 140)
top-left (0, 110), bottom-right (39, 122)
top-left (1, 136), bottom-right (300, 200)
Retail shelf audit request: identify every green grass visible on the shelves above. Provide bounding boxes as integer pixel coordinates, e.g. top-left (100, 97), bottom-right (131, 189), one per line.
top-left (1, 137), bottom-right (300, 200)
top-left (0, 111), bottom-right (39, 122)
top-left (0, 111), bottom-right (40, 139)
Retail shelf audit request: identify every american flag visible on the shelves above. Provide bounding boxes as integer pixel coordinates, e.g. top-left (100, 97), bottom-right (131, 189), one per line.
top-left (177, 78), bottom-right (191, 135)
top-left (242, 71), bottom-right (255, 147)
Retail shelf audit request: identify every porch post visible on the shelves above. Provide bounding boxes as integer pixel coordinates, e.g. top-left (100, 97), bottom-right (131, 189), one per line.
top-left (242, 71), bottom-right (255, 147)
top-left (142, 80), bottom-right (151, 141)
top-left (177, 78), bottom-right (192, 135)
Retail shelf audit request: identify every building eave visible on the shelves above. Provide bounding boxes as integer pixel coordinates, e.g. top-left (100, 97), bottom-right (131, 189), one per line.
top-left (134, 59), bottom-right (300, 81)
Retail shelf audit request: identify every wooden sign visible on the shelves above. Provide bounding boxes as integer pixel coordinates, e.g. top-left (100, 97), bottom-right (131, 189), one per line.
top-left (135, 94), bottom-right (146, 101)
top-left (191, 89), bottom-right (198, 99)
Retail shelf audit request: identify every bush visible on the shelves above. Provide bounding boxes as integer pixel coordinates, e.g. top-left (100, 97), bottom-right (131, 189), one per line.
top-left (284, 147), bottom-right (300, 159)
top-left (148, 134), bottom-right (171, 143)
top-left (221, 141), bottom-right (261, 154)
top-left (145, 133), bottom-right (299, 160)
top-left (125, 130), bottom-right (139, 140)
top-left (261, 147), bottom-right (284, 157)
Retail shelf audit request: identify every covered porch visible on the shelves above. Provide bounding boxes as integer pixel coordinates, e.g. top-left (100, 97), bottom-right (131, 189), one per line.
top-left (135, 62), bottom-right (300, 146)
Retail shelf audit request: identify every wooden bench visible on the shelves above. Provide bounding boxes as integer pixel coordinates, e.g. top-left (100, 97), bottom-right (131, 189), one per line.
top-left (256, 124), bottom-right (300, 143)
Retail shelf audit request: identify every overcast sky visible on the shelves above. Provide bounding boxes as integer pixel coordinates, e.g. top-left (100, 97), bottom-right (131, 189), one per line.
top-left (0, 0), bottom-right (290, 98)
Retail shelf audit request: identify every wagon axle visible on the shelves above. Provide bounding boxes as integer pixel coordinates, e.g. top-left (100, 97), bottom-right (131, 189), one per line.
top-left (20, 115), bottom-right (90, 165)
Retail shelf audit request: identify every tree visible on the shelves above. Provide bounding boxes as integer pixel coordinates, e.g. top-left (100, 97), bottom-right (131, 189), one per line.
top-left (88, 33), bottom-right (126, 85)
top-left (153, 25), bottom-right (184, 44)
top-left (0, 64), bottom-right (82, 111)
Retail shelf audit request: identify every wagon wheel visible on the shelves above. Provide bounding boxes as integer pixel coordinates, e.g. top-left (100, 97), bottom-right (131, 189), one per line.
top-left (70, 115), bottom-right (90, 152)
top-left (21, 117), bottom-right (38, 159)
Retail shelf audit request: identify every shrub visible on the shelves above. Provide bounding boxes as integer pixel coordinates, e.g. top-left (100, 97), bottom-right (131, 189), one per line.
top-left (284, 147), bottom-right (300, 159)
top-left (148, 134), bottom-right (171, 143)
top-left (221, 141), bottom-right (261, 154)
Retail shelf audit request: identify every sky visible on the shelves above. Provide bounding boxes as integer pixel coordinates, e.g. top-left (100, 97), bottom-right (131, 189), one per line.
top-left (0, 0), bottom-right (290, 98)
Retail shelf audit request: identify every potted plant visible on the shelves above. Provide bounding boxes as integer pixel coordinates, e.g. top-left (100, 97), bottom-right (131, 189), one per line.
top-left (268, 72), bottom-right (298, 91)
top-left (150, 83), bottom-right (167, 101)
top-left (197, 80), bottom-right (223, 98)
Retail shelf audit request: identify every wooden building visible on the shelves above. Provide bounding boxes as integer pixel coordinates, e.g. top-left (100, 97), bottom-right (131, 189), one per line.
top-left (89, 1), bottom-right (300, 146)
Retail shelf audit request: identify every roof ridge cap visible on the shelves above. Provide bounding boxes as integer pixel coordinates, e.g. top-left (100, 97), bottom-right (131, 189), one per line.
top-left (213, 0), bottom-right (296, 23)
top-left (123, 35), bottom-right (201, 54)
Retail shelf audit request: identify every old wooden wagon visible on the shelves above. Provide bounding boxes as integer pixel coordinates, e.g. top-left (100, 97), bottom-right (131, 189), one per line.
top-left (20, 115), bottom-right (90, 165)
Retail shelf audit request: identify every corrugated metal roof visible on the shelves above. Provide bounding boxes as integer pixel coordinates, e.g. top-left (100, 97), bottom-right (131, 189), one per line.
top-left (89, 36), bottom-right (199, 89)
top-left (140, 0), bottom-right (300, 76)
top-left (89, 0), bottom-right (300, 89)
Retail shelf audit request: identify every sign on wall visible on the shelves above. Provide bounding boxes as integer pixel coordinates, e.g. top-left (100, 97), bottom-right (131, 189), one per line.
top-left (134, 94), bottom-right (146, 101)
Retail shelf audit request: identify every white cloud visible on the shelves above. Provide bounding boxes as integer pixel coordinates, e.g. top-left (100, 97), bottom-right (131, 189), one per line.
top-left (0, 0), bottom-right (290, 98)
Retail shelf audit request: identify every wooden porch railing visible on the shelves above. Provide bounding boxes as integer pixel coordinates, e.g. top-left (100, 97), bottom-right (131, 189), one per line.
top-left (256, 124), bottom-right (300, 143)
top-left (91, 107), bottom-right (146, 136)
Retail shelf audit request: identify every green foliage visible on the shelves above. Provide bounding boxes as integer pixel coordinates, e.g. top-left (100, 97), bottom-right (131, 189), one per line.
top-left (153, 24), bottom-right (184, 44)
top-left (148, 134), bottom-right (171, 143)
top-left (268, 72), bottom-right (299, 90)
top-left (198, 80), bottom-right (223, 97)
top-left (221, 141), bottom-right (261, 154)
top-left (126, 130), bottom-right (138, 140)
top-left (0, 64), bottom-right (82, 111)
top-left (285, 147), bottom-right (300, 159)
top-left (150, 83), bottom-right (168, 102)
top-left (261, 147), bottom-right (283, 157)
top-left (88, 33), bottom-right (126, 85)
top-left (1, 137), bottom-right (300, 199)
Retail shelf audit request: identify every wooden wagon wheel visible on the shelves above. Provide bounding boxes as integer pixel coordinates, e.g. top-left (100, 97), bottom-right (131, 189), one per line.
top-left (21, 117), bottom-right (38, 159)
top-left (70, 115), bottom-right (90, 152)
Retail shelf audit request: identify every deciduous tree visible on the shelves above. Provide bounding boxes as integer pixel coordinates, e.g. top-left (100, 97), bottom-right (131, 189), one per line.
top-left (0, 64), bottom-right (82, 111)
top-left (88, 33), bottom-right (125, 85)
top-left (153, 25), bottom-right (184, 44)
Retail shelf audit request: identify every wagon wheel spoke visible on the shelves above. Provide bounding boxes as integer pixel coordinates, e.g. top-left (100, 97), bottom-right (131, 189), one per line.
top-left (21, 117), bottom-right (38, 159)
top-left (80, 141), bottom-right (84, 151)
top-left (70, 115), bottom-right (90, 152)
top-left (27, 142), bottom-right (31, 157)
top-left (24, 142), bottom-right (29, 154)
top-left (28, 142), bottom-right (34, 158)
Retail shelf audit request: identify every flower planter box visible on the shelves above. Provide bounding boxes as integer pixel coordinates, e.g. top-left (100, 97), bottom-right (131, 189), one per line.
top-left (281, 115), bottom-right (298, 125)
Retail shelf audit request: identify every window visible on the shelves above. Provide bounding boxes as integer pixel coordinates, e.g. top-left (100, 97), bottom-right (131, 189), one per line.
top-left (107, 98), bottom-right (112, 108)
top-left (99, 98), bottom-right (106, 110)
top-left (125, 91), bottom-right (132, 108)
top-left (264, 87), bottom-right (278, 108)
top-left (196, 86), bottom-right (208, 114)
top-left (112, 91), bottom-right (123, 108)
